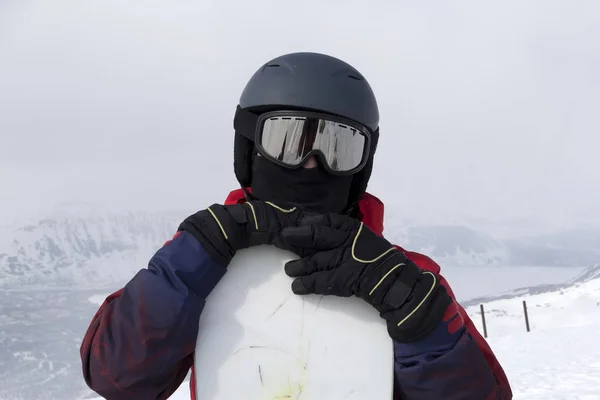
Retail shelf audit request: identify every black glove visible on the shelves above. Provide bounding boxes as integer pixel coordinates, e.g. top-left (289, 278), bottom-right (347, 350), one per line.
top-left (280, 213), bottom-right (452, 343)
top-left (178, 201), bottom-right (302, 267)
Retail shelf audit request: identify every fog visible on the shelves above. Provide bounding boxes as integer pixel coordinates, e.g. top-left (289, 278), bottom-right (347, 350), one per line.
top-left (1, 0), bottom-right (599, 229)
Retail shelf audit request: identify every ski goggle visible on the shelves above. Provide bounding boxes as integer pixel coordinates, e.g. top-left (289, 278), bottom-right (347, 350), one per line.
top-left (252, 110), bottom-right (372, 175)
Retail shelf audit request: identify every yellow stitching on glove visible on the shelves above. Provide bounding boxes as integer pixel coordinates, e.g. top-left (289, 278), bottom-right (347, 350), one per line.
top-left (246, 203), bottom-right (259, 230)
top-left (265, 201), bottom-right (297, 213)
top-left (368, 263), bottom-right (405, 296)
top-left (352, 223), bottom-right (396, 263)
top-left (207, 207), bottom-right (228, 240)
top-left (396, 271), bottom-right (437, 327)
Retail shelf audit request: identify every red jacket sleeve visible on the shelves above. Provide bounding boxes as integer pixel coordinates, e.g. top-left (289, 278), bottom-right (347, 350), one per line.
top-left (441, 274), bottom-right (512, 397)
top-left (80, 231), bottom-right (226, 399)
top-left (391, 248), bottom-right (513, 399)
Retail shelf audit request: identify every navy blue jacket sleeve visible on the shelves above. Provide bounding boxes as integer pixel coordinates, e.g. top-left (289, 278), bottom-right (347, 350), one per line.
top-left (80, 231), bottom-right (226, 400)
top-left (393, 308), bottom-right (504, 399)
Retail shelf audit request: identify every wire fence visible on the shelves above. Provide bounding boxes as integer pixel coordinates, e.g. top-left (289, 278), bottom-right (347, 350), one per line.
top-left (465, 263), bottom-right (600, 338)
top-left (476, 300), bottom-right (531, 338)
top-left (469, 295), bottom-right (600, 338)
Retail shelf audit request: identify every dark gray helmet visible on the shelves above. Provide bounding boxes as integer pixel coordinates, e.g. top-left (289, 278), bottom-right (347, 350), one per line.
top-left (233, 52), bottom-right (381, 210)
top-left (239, 52), bottom-right (379, 131)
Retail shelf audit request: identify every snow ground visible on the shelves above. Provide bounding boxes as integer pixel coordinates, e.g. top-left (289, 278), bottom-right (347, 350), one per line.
top-left (464, 271), bottom-right (600, 399)
top-left (489, 325), bottom-right (600, 400)
top-left (465, 267), bottom-right (600, 336)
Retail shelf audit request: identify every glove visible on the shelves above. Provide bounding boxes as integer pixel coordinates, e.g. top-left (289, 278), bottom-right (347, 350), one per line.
top-left (178, 201), bottom-right (302, 267)
top-left (280, 213), bottom-right (452, 343)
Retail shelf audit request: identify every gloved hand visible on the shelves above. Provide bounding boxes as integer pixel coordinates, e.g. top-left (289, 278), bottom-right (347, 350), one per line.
top-left (178, 201), bottom-right (302, 267)
top-left (280, 213), bottom-right (452, 343)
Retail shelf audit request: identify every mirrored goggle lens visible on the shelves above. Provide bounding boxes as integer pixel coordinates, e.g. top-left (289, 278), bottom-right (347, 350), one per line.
top-left (260, 116), bottom-right (367, 172)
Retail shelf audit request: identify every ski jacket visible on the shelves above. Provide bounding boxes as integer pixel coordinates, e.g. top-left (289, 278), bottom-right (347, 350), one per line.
top-left (80, 189), bottom-right (512, 399)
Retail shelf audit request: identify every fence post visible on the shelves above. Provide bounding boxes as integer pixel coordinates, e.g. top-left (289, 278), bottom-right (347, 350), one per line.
top-left (480, 304), bottom-right (488, 338)
top-left (522, 300), bottom-right (530, 332)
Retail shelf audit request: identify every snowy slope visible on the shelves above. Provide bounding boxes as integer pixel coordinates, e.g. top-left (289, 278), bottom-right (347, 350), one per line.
top-left (464, 264), bottom-right (600, 337)
top-left (488, 322), bottom-right (600, 399)
top-left (462, 263), bottom-right (600, 310)
top-left (463, 264), bottom-right (600, 399)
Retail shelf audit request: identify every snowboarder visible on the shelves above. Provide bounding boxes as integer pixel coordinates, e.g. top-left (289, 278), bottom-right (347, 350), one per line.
top-left (80, 52), bottom-right (512, 399)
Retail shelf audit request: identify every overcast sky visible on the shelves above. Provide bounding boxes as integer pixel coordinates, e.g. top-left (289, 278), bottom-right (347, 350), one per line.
top-left (1, 0), bottom-right (599, 229)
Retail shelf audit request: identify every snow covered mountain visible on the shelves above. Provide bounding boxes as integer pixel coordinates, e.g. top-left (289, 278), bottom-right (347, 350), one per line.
top-left (504, 228), bottom-right (600, 267)
top-left (387, 223), bottom-right (511, 266)
top-left (1, 204), bottom-right (598, 287)
top-left (0, 205), bottom-right (184, 288)
top-left (571, 262), bottom-right (600, 283)
top-left (387, 219), bottom-right (600, 267)
top-left (462, 263), bottom-right (600, 308)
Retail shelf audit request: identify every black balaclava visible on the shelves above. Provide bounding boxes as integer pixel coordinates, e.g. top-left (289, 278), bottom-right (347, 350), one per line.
top-left (250, 155), bottom-right (354, 214)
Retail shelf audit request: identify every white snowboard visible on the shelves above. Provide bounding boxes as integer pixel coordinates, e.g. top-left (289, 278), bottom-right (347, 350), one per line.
top-left (193, 245), bottom-right (395, 400)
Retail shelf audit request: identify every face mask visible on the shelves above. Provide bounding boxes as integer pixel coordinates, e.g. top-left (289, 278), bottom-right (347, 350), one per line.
top-left (250, 156), bottom-right (353, 214)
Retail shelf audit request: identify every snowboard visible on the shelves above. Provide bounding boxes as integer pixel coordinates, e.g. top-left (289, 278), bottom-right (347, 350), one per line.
top-left (193, 245), bottom-right (395, 399)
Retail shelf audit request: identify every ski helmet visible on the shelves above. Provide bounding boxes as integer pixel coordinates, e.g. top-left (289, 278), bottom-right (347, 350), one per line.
top-left (233, 51), bottom-right (380, 210)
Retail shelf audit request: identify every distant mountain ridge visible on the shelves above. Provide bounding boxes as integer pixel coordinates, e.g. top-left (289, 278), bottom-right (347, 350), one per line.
top-left (385, 220), bottom-right (600, 268)
top-left (0, 208), bottom-right (182, 287)
top-left (1, 205), bottom-right (598, 287)
top-left (461, 263), bottom-right (600, 308)
top-left (387, 224), bottom-right (511, 266)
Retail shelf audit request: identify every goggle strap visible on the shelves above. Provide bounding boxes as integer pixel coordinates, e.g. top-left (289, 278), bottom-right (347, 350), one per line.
top-left (234, 106), bottom-right (259, 142)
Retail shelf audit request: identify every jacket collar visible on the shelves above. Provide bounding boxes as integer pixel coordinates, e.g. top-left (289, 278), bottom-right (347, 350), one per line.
top-left (224, 188), bottom-right (385, 236)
